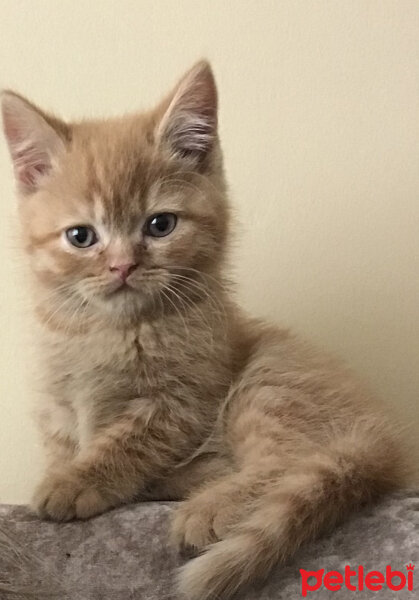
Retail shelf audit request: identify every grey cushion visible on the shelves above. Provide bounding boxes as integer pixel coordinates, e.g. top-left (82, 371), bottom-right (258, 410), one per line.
top-left (1, 492), bottom-right (418, 599)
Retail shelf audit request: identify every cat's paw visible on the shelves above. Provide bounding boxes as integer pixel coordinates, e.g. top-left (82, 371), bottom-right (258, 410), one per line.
top-left (171, 492), bottom-right (237, 553)
top-left (32, 470), bottom-right (114, 521)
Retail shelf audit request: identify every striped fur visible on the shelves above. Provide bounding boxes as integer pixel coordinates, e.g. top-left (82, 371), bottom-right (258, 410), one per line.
top-left (1, 61), bottom-right (411, 599)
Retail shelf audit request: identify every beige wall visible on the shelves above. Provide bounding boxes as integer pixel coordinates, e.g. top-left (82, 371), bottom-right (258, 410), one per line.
top-left (1, 0), bottom-right (418, 503)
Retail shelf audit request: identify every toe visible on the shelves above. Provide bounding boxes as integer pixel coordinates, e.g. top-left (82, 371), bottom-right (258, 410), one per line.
top-left (75, 487), bottom-right (112, 519)
top-left (171, 504), bottom-right (217, 552)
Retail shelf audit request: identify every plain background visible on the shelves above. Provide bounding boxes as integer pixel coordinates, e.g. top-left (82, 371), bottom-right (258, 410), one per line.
top-left (0, 0), bottom-right (418, 503)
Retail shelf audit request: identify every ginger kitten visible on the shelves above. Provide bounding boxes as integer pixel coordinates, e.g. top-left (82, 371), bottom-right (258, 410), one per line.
top-left (1, 62), bottom-right (409, 600)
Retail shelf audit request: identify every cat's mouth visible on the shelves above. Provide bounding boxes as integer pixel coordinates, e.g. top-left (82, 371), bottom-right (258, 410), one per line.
top-left (99, 271), bottom-right (165, 302)
top-left (112, 282), bottom-right (136, 294)
top-left (105, 280), bottom-right (137, 297)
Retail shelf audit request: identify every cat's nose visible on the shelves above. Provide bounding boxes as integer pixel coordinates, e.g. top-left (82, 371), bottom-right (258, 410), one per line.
top-left (109, 262), bottom-right (138, 282)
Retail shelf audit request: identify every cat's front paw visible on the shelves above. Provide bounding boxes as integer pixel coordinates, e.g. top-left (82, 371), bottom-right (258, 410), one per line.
top-left (32, 470), bottom-right (114, 521)
top-left (171, 492), bottom-right (237, 553)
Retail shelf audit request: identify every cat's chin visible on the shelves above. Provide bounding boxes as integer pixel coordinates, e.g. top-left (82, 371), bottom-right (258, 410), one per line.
top-left (93, 287), bottom-right (152, 325)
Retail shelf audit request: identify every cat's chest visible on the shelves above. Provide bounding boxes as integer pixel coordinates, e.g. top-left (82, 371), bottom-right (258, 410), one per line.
top-left (41, 319), bottom-right (230, 448)
top-left (70, 328), bottom-right (146, 374)
top-left (44, 320), bottom-right (202, 401)
top-left (47, 323), bottom-right (167, 384)
top-left (42, 323), bottom-right (178, 447)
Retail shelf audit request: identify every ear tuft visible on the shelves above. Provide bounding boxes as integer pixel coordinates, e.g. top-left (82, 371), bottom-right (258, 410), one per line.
top-left (156, 61), bottom-right (218, 164)
top-left (1, 91), bottom-right (67, 193)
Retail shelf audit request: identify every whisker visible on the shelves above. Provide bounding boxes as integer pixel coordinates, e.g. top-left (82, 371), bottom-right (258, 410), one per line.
top-left (159, 288), bottom-right (190, 342)
top-left (41, 294), bottom-right (80, 330)
top-left (169, 273), bottom-right (225, 314)
top-left (167, 277), bottom-right (221, 328)
top-left (164, 283), bottom-right (215, 351)
top-left (169, 273), bottom-right (228, 330)
top-left (169, 265), bottom-right (230, 292)
top-left (63, 297), bottom-right (91, 336)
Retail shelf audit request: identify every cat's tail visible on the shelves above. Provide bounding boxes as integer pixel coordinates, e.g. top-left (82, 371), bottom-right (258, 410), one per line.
top-left (177, 419), bottom-right (408, 600)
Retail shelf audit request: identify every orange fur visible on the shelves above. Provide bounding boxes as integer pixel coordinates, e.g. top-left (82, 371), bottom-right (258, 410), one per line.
top-left (1, 61), bottom-right (411, 600)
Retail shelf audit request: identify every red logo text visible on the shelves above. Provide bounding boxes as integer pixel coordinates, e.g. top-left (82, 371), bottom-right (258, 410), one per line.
top-left (300, 564), bottom-right (414, 596)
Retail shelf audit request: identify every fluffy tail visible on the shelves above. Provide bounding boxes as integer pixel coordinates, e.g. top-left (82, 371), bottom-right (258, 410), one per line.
top-left (177, 420), bottom-right (408, 600)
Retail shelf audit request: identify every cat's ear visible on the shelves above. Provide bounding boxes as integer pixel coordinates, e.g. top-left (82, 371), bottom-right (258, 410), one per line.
top-left (1, 91), bottom-right (69, 194)
top-left (155, 60), bottom-right (218, 164)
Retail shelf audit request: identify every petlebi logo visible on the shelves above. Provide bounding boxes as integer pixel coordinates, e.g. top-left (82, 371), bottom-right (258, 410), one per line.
top-left (300, 564), bottom-right (414, 596)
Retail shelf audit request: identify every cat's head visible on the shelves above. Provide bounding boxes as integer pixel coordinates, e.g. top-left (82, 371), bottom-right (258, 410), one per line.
top-left (1, 61), bottom-right (229, 327)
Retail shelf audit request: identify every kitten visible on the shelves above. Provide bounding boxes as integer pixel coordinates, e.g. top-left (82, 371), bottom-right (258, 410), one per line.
top-left (1, 61), bottom-right (410, 600)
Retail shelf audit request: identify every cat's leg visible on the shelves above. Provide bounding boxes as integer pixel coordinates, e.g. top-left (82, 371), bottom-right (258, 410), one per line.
top-left (32, 399), bottom-right (209, 521)
top-left (144, 454), bottom-right (232, 501)
top-left (171, 384), bottom-right (290, 552)
top-left (171, 463), bottom-right (280, 552)
top-left (32, 434), bottom-right (77, 511)
top-left (172, 384), bottom-right (406, 600)
top-left (32, 399), bottom-right (79, 513)
top-left (41, 433), bottom-right (77, 469)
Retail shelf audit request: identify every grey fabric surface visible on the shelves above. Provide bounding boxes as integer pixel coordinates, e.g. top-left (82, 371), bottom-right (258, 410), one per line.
top-left (1, 492), bottom-right (418, 599)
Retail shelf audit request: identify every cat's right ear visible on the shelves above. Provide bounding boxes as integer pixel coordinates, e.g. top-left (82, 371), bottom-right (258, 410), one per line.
top-left (1, 91), bottom-right (69, 194)
top-left (155, 61), bottom-right (218, 167)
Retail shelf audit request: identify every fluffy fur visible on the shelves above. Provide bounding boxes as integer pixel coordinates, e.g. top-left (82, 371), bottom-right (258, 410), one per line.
top-left (1, 61), bottom-right (410, 600)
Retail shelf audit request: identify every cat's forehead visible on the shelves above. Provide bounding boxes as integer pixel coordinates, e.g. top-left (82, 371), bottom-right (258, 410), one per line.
top-left (66, 117), bottom-right (168, 228)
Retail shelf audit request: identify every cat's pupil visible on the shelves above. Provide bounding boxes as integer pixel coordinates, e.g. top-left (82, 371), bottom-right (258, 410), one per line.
top-left (146, 213), bottom-right (177, 238)
top-left (154, 215), bottom-right (169, 231)
top-left (66, 225), bottom-right (97, 248)
top-left (74, 227), bottom-right (88, 243)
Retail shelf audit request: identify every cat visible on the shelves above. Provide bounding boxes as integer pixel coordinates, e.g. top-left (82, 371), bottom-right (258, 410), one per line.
top-left (1, 61), bottom-right (411, 600)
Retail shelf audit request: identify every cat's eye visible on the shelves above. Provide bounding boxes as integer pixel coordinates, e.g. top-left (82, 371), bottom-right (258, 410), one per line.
top-left (65, 226), bottom-right (98, 248)
top-left (145, 213), bottom-right (177, 238)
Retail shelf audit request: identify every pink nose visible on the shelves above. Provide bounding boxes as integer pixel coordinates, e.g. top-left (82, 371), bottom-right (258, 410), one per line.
top-left (109, 262), bottom-right (138, 282)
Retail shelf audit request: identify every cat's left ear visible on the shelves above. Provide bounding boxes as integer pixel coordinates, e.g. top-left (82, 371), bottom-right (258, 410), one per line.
top-left (155, 60), bottom-right (218, 165)
top-left (1, 91), bottom-right (69, 194)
